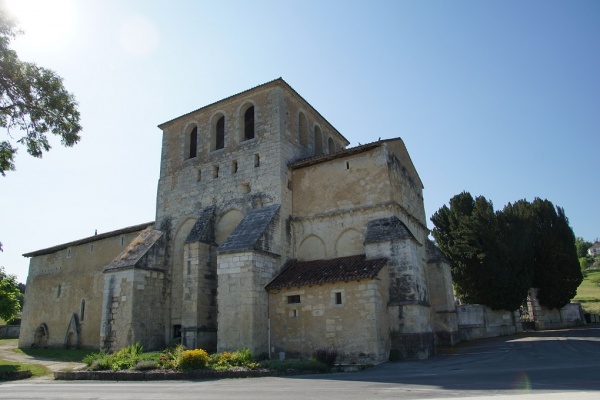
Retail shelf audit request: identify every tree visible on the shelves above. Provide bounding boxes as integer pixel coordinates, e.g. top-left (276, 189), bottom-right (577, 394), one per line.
top-left (430, 192), bottom-right (532, 310)
top-left (528, 199), bottom-right (582, 309)
top-left (0, 8), bottom-right (81, 176)
top-left (0, 266), bottom-right (22, 323)
top-left (432, 194), bottom-right (581, 311)
top-left (575, 237), bottom-right (593, 258)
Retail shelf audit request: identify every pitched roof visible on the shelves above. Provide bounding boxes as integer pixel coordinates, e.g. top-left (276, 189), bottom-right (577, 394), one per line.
top-left (266, 255), bottom-right (387, 291)
top-left (289, 139), bottom-right (397, 170)
top-left (104, 228), bottom-right (163, 272)
top-left (364, 216), bottom-right (418, 244)
top-left (23, 222), bottom-right (155, 257)
top-left (219, 204), bottom-right (281, 255)
top-left (157, 78), bottom-right (349, 145)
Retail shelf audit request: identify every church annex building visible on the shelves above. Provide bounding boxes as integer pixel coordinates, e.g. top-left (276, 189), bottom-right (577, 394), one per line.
top-left (20, 78), bottom-right (458, 363)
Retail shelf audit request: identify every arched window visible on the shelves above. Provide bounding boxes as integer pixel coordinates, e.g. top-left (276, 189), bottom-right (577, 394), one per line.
top-left (298, 112), bottom-right (308, 147)
top-left (314, 126), bottom-right (323, 155)
top-left (328, 137), bottom-right (335, 154)
top-left (189, 127), bottom-right (198, 159)
top-left (244, 106), bottom-right (255, 140)
top-left (216, 116), bottom-right (225, 150)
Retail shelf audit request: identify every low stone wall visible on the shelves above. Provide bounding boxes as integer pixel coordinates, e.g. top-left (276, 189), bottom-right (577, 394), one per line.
top-left (0, 370), bottom-right (32, 381)
top-left (456, 305), bottom-right (521, 341)
top-left (0, 325), bottom-right (20, 339)
top-left (535, 302), bottom-right (585, 330)
top-left (55, 369), bottom-right (296, 381)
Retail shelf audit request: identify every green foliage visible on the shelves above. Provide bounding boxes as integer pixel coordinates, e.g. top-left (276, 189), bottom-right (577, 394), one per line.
top-left (208, 348), bottom-right (258, 370)
top-left (430, 192), bottom-right (533, 310)
top-left (0, 358), bottom-right (50, 378)
top-left (158, 344), bottom-right (184, 370)
top-left (575, 237), bottom-right (593, 258)
top-left (431, 193), bottom-right (582, 311)
top-left (0, 267), bottom-right (22, 322)
top-left (179, 349), bottom-right (209, 370)
top-left (528, 200), bottom-right (582, 309)
top-left (590, 275), bottom-right (600, 288)
top-left (83, 342), bottom-right (153, 371)
top-left (0, 9), bottom-right (81, 176)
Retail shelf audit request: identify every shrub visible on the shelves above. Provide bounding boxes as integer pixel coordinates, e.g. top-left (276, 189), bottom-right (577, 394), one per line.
top-left (591, 275), bottom-right (600, 288)
top-left (179, 349), bottom-right (209, 370)
top-left (133, 360), bottom-right (159, 371)
top-left (209, 348), bottom-right (257, 370)
top-left (312, 348), bottom-right (337, 367)
top-left (158, 344), bottom-right (184, 370)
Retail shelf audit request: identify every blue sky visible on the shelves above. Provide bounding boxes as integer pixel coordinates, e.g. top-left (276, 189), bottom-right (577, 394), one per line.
top-left (1, 0), bottom-right (598, 282)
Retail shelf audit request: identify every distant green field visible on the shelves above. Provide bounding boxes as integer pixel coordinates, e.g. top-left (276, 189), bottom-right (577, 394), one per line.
top-left (575, 270), bottom-right (600, 314)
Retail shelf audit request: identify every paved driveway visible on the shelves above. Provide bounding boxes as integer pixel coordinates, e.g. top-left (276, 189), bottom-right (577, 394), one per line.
top-left (1, 326), bottom-right (600, 399)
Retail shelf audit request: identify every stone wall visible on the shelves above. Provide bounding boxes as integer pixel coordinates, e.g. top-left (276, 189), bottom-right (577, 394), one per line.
top-left (457, 304), bottom-right (521, 341)
top-left (20, 227), bottom-right (148, 349)
top-left (268, 270), bottom-right (390, 364)
top-left (216, 251), bottom-right (279, 355)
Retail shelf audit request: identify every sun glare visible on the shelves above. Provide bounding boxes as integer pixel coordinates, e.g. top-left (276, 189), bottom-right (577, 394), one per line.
top-left (4, 0), bottom-right (76, 50)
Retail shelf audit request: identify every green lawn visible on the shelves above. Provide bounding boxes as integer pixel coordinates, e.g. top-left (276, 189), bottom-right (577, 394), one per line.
top-left (574, 270), bottom-right (600, 314)
top-left (0, 358), bottom-right (50, 378)
top-left (14, 347), bottom-right (96, 362)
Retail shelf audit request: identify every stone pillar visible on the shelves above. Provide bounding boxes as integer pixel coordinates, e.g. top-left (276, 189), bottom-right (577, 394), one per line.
top-left (216, 251), bottom-right (279, 355)
top-left (181, 241), bottom-right (218, 351)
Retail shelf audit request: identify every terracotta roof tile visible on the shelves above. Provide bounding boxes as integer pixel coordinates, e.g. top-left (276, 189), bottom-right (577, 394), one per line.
top-left (266, 255), bottom-right (387, 290)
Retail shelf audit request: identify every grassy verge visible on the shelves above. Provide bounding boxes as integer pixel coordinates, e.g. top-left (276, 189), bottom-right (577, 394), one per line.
top-left (575, 270), bottom-right (600, 314)
top-left (0, 359), bottom-right (51, 379)
top-left (14, 347), bottom-right (96, 362)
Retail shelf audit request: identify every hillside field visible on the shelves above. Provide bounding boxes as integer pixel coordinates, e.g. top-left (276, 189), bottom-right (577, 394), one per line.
top-left (575, 270), bottom-right (600, 315)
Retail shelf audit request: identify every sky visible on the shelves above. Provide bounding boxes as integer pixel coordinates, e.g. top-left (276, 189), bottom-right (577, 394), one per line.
top-left (0, 0), bottom-right (598, 283)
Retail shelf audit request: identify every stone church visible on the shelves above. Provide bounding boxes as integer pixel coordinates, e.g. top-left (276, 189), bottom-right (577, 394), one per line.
top-left (19, 78), bottom-right (458, 363)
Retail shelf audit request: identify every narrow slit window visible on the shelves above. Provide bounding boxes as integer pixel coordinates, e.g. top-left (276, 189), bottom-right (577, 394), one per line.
top-left (197, 169), bottom-right (202, 182)
top-left (232, 160), bottom-right (238, 173)
top-left (213, 165), bottom-right (219, 178)
top-left (66, 248), bottom-right (71, 258)
top-left (254, 154), bottom-right (260, 167)
top-left (244, 106), bottom-right (255, 140)
top-left (120, 237), bottom-right (125, 246)
top-left (335, 292), bottom-right (342, 305)
top-left (346, 162), bottom-right (350, 169)
top-left (80, 299), bottom-right (86, 321)
top-left (57, 284), bottom-right (61, 298)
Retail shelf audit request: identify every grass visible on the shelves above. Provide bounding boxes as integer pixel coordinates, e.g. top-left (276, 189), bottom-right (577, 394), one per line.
top-left (14, 347), bottom-right (97, 362)
top-left (0, 359), bottom-right (51, 378)
top-left (574, 270), bottom-right (600, 314)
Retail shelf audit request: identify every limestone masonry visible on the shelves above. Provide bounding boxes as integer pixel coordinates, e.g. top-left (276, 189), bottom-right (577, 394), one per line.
top-left (20, 78), bottom-right (458, 363)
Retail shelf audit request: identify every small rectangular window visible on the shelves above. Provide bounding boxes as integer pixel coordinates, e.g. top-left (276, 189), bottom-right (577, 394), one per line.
top-left (232, 160), bottom-right (238, 173)
top-left (90, 244), bottom-right (94, 253)
top-left (120, 237), bottom-right (125, 246)
top-left (66, 248), bottom-right (71, 258)
top-left (254, 154), bottom-right (260, 167)
top-left (197, 169), bottom-right (202, 182)
top-left (213, 165), bottom-right (219, 178)
top-left (287, 295), bottom-right (300, 304)
top-left (335, 292), bottom-right (342, 305)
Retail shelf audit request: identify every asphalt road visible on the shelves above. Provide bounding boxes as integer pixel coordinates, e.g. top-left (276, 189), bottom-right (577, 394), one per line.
top-left (2, 326), bottom-right (600, 400)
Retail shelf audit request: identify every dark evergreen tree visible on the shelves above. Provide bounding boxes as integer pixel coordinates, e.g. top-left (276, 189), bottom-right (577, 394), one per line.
top-left (529, 199), bottom-right (582, 309)
top-left (431, 192), bottom-right (532, 310)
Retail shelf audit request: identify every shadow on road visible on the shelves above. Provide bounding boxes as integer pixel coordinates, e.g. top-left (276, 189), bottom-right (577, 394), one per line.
top-left (289, 326), bottom-right (600, 393)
